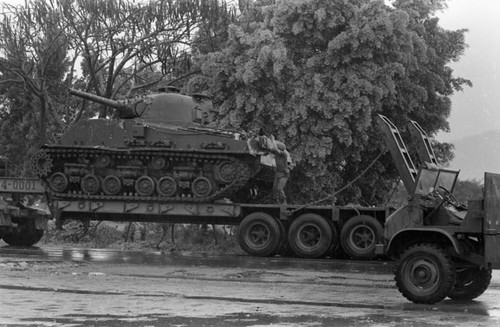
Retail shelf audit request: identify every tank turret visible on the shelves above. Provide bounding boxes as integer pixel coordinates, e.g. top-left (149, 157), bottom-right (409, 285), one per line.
top-left (30, 88), bottom-right (275, 203)
top-left (69, 88), bottom-right (216, 124)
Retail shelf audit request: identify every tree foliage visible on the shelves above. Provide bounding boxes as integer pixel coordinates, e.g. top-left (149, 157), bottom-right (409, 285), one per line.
top-left (0, 1), bottom-right (69, 146)
top-left (0, 0), bottom-right (470, 207)
top-left (192, 0), bottom-right (469, 204)
top-left (0, 1), bottom-right (69, 174)
top-left (59, 0), bottom-right (226, 117)
top-left (453, 179), bottom-right (482, 204)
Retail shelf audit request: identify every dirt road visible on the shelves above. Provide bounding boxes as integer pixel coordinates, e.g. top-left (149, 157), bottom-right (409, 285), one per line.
top-left (1, 245), bottom-right (500, 326)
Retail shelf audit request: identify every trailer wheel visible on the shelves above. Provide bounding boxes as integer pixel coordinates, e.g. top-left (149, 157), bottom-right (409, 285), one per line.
top-left (238, 212), bottom-right (283, 257)
top-left (340, 215), bottom-right (383, 260)
top-left (447, 267), bottom-right (492, 300)
top-left (276, 219), bottom-right (288, 256)
top-left (395, 243), bottom-right (455, 304)
top-left (288, 213), bottom-right (335, 259)
top-left (0, 225), bottom-right (44, 247)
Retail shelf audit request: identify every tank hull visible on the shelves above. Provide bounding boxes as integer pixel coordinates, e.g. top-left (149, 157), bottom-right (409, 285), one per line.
top-left (31, 119), bottom-right (269, 203)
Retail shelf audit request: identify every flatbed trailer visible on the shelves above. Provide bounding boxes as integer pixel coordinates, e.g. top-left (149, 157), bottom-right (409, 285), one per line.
top-left (53, 198), bottom-right (390, 258)
top-left (0, 176), bottom-right (390, 259)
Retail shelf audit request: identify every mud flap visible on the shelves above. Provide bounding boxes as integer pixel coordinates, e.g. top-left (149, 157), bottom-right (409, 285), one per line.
top-left (484, 172), bottom-right (500, 268)
top-left (375, 243), bottom-right (385, 255)
top-left (34, 214), bottom-right (48, 230)
top-left (0, 210), bottom-right (13, 226)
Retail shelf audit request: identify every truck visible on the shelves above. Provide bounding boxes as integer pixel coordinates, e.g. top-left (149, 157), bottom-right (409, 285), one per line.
top-left (376, 114), bottom-right (499, 304)
top-left (0, 170), bottom-right (49, 246)
top-left (0, 87), bottom-right (498, 304)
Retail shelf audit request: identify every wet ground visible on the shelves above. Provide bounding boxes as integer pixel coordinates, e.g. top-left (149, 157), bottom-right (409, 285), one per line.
top-left (1, 243), bottom-right (500, 326)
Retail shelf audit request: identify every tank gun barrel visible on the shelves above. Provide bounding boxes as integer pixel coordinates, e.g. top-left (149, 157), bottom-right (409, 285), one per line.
top-left (69, 88), bottom-right (137, 118)
top-left (69, 88), bottom-right (129, 111)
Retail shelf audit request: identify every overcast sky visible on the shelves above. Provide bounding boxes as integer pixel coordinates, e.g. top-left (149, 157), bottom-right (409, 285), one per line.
top-left (437, 0), bottom-right (500, 142)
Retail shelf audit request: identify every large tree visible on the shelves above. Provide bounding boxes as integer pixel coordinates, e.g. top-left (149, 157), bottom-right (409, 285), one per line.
top-left (0, 1), bottom-right (69, 176)
top-left (59, 0), bottom-right (232, 117)
top-left (192, 0), bottom-right (470, 204)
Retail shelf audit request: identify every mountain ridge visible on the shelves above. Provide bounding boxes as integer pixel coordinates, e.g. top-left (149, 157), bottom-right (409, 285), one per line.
top-left (445, 129), bottom-right (500, 181)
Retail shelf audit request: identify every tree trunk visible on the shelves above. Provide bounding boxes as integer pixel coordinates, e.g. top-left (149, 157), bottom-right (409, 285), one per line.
top-left (39, 97), bottom-right (47, 145)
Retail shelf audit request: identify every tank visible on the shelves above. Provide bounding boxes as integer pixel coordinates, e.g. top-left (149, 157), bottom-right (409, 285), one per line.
top-left (29, 88), bottom-right (274, 203)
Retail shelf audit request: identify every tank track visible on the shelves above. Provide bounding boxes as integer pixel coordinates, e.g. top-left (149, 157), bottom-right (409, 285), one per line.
top-left (34, 146), bottom-right (253, 203)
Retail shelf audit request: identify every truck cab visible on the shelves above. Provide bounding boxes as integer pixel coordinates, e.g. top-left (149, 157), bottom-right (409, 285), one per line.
top-left (377, 114), bottom-right (499, 304)
top-left (384, 167), bottom-right (467, 239)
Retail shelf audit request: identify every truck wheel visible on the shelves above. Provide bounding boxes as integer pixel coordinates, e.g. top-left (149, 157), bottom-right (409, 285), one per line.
top-left (340, 215), bottom-right (383, 260)
top-left (395, 243), bottom-right (455, 304)
top-left (238, 212), bottom-right (283, 257)
top-left (447, 267), bottom-right (492, 300)
top-left (288, 213), bottom-right (335, 258)
top-left (0, 226), bottom-right (44, 247)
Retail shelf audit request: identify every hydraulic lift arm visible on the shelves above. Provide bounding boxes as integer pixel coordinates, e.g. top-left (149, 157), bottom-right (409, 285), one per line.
top-left (376, 115), bottom-right (417, 194)
top-left (407, 120), bottom-right (439, 166)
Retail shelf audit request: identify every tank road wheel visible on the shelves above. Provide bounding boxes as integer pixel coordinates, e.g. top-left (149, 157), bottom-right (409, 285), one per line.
top-left (447, 267), bottom-right (492, 300)
top-left (340, 215), bottom-right (384, 260)
top-left (48, 172), bottom-right (68, 193)
top-left (287, 213), bottom-right (335, 259)
top-left (191, 177), bottom-right (213, 198)
top-left (102, 175), bottom-right (122, 195)
top-left (157, 176), bottom-right (177, 197)
top-left (238, 212), bottom-right (284, 257)
top-left (215, 161), bottom-right (237, 183)
top-left (395, 243), bottom-right (455, 304)
top-left (135, 176), bottom-right (155, 196)
top-left (81, 174), bottom-right (101, 194)
top-left (0, 225), bottom-right (44, 247)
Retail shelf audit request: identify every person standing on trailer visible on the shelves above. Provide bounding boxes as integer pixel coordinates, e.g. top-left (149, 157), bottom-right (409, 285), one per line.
top-left (270, 136), bottom-right (292, 204)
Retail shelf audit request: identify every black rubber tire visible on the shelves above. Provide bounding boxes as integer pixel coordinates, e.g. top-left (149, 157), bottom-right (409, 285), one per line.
top-left (325, 218), bottom-right (340, 258)
top-left (340, 215), bottom-right (383, 260)
top-left (0, 226), bottom-right (44, 247)
top-left (275, 218), bottom-right (288, 256)
top-left (447, 267), bottom-right (492, 300)
top-left (395, 243), bottom-right (455, 304)
top-left (288, 213), bottom-right (335, 259)
top-left (238, 212), bottom-right (283, 257)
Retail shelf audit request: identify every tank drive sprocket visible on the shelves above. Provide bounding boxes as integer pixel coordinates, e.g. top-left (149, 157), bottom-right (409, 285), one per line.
top-left (29, 150), bottom-right (53, 177)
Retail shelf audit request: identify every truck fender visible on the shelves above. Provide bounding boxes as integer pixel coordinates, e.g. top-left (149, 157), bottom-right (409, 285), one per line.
top-left (386, 228), bottom-right (463, 256)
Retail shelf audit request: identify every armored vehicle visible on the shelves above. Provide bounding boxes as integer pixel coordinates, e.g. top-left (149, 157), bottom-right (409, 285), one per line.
top-left (30, 88), bottom-right (273, 203)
